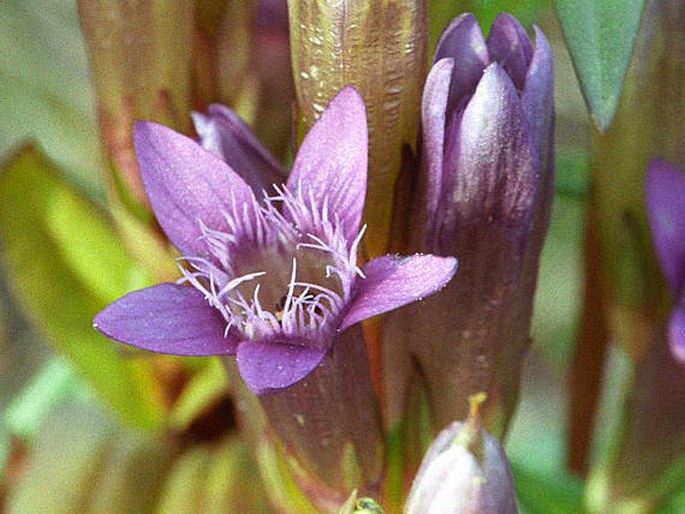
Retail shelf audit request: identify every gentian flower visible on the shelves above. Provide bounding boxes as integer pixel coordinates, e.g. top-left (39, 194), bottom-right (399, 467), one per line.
top-left (387, 14), bottom-right (553, 433)
top-left (646, 159), bottom-right (685, 365)
top-left (405, 395), bottom-right (518, 514)
top-left (93, 87), bottom-right (457, 396)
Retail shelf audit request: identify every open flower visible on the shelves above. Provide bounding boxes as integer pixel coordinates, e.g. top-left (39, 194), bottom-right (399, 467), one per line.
top-left (646, 159), bottom-right (685, 365)
top-left (94, 87), bottom-right (457, 395)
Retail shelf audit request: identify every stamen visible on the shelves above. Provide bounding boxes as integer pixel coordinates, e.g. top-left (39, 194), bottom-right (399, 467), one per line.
top-left (216, 271), bottom-right (266, 299)
top-left (178, 178), bottom-right (368, 343)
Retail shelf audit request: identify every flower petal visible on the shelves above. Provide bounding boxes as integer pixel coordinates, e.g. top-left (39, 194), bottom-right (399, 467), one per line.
top-left (340, 254), bottom-right (458, 331)
top-left (434, 13), bottom-right (490, 112)
top-left (236, 341), bottom-right (327, 395)
top-left (438, 63), bottom-right (538, 253)
top-left (191, 104), bottom-right (287, 194)
top-left (669, 307), bottom-right (685, 366)
top-left (418, 58), bottom-right (454, 250)
top-left (287, 86), bottom-right (368, 240)
top-left (93, 283), bottom-right (236, 356)
top-left (486, 13), bottom-right (533, 91)
top-left (134, 121), bottom-right (255, 258)
top-left (646, 159), bottom-right (685, 297)
top-left (521, 26), bottom-right (554, 171)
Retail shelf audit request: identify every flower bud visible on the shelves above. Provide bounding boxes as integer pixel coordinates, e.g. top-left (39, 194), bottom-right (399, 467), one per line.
top-left (405, 394), bottom-right (518, 514)
top-left (77, 1), bottom-right (193, 209)
top-left (588, 161), bottom-right (685, 510)
top-left (288, 0), bottom-right (428, 256)
top-left (391, 14), bottom-right (553, 434)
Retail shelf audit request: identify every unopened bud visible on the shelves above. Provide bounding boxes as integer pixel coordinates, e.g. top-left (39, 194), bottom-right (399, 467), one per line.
top-left (405, 394), bottom-right (518, 514)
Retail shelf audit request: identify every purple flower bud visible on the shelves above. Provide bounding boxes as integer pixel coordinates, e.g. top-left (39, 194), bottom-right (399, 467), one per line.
top-left (646, 159), bottom-right (685, 365)
top-left (394, 14), bottom-right (554, 433)
top-left (405, 396), bottom-right (518, 514)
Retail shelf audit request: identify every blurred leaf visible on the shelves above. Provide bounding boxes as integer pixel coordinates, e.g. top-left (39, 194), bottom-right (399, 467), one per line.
top-left (0, 147), bottom-right (164, 429)
top-left (8, 403), bottom-right (175, 513)
top-left (154, 445), bottom-right (209, 512)
top-left (0, 1), bottom-right (101, 197)
top-left (4, 357), bottom-right (91, 441)
top-left (513, 463), bottom-right (585, 514)
top-left (168, 358), bottom-right (227, 432)
top-left (555, 147), bottom-right (589, 199)
top-left (555, 0), bottom-right (645, 131)
top-left (155, 436), bottom-right (269, 513)
top-left (8, 403), bottom-right (115, 513)
top-left (203, 436), bottom-right (270, 513)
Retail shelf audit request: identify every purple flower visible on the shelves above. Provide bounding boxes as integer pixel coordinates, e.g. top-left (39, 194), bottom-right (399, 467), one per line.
top-left (94, 87), bottom-right (457, 395)
top-left (418, 13), bottom-right (553, 252)
top-left (405, 396), bottom-right (518, 514)
top-left (646, 159), bottom-right (685, 365)
top-left (390, 13), bottom-right (553, 433)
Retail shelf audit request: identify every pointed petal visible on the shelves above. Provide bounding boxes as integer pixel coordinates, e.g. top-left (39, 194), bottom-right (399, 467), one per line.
top-left (340, 254), bottom-right (458, 331)
top-left (486, 13), bottom-right (533, 91)
top-left (521, 26), bottom-right (554, 170)
top-left (191, 104), bottom-right (287, 194)
top-left (287, 86), bottom-right (368, 240)
top-left (434, 13), bottom-right (490, 112)
top-left (669, 307), bottom-right (685, 366)
top-left (236, 341), bottom-right (327, 395)
top-left (134, 121), bottom-right (255, 258)
top-left (418, 58), bottom-right (454, 248)
top-left (439, 63), bottom-right (538, 252)
top-left (646, 160), bottom-right (685, 297)
top-left (93, 283), bottom-right (236, 356)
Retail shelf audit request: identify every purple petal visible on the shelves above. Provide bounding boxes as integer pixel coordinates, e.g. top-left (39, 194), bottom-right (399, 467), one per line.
top-left (418, 58), bottom-right (454, 248)
top-left (434, 13), bottom-right (490, 112)
top-left (439, 63), bottom-right (538, 251)
top-left (340, 254), bottom-right (458, 331)
top-left (486, 13), bottom-right (534, 91)
top-left (521, 26), bottom-right (554, 170)
top-left (191, 104), bottom-right (287, 194)
top-left (669, 307), bottom-right (685, 366)
top-left (646, 159), bottom-right (685, 297)
top-left (236, 341), bottom-right (327, 395)
top-left (134, 121), bottom-right (255, 258)
top-left (287, 86), bottom-right (368, 240)
top-left (93, 283), bottom-right (236, 356)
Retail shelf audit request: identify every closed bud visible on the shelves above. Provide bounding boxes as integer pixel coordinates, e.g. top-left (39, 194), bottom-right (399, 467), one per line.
top-left (288, 0), bottom-right (428, 256)
top-left (77, 1), bottom-right (193, 210)
top-left (405, 394), bottom-right (518, 514)
top-left (388, 13), bottom-right (554, 434)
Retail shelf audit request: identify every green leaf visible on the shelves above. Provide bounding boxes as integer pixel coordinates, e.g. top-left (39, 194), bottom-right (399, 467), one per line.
top-left (7, 403), bottom-right (116, 513)
top-left (512, 463), bottom-right (585, 514)
top-left (0, 2), bottom-right (102, 197)
top-left (0, 147), bottom-right (164, 429)
top-left (555, 0), bottom-right (645, 132)
top-left (168, 358), bottom-right (227, 432)
top-left (8, 403), bottom-right (175, 513)
top-left (154, 436), bottom-right (270, 513)
top-left (4, 357), bottom-right (92, 441)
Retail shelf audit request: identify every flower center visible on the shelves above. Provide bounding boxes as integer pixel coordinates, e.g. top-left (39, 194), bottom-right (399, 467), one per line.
top-left (226, 237), bottom-right (345, 340)
top-left (178, 189), bottom-right (363, 346)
